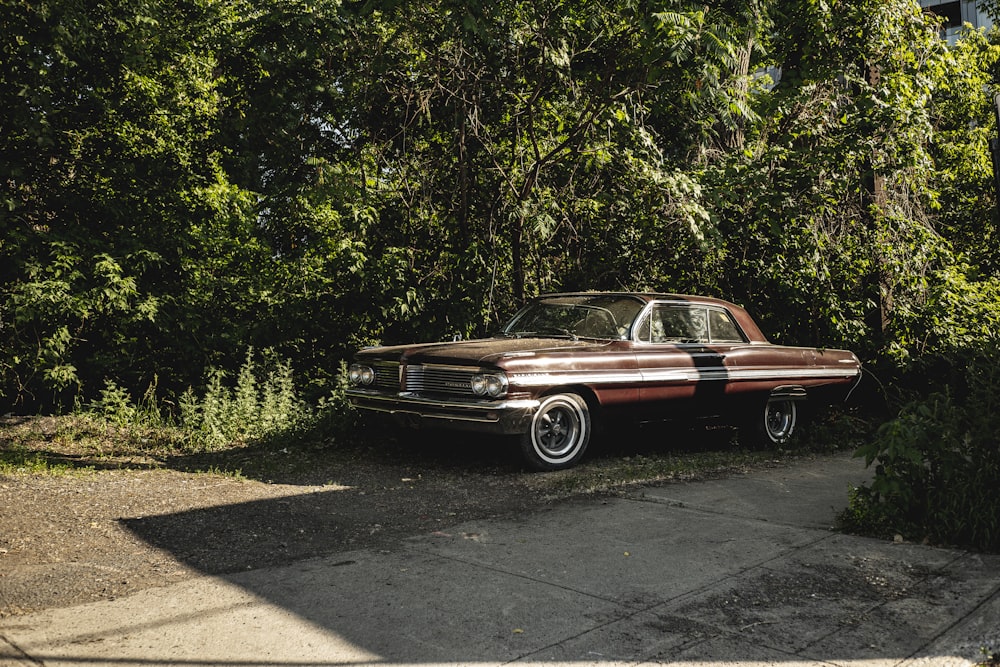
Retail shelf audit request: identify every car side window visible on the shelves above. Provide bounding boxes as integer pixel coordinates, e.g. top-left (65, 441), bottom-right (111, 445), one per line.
top-left (647, 305), bottom-right (708, 343)
top-left (636, 305), bottom-right (745, 345)
top-left (708, 309), bottom-right (745, 343)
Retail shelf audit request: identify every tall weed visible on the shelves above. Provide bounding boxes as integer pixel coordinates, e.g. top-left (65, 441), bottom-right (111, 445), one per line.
top-left (78, 350), bottom-right (352, 454)
top-left (180, 349), bottom-right (311, 450)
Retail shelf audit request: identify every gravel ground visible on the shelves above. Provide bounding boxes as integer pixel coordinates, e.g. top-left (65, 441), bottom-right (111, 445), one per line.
top-left (0, 423), bottom-right (557, 617)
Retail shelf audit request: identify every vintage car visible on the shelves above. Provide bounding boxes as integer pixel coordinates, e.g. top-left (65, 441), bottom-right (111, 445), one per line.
top-left (346, 292), bottom-right (862, 470)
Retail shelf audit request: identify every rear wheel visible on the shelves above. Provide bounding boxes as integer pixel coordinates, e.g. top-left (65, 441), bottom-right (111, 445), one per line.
top-left (741, 398), bottom-right (797, 448)
top-left (520, 393), bottom-right (591, 471)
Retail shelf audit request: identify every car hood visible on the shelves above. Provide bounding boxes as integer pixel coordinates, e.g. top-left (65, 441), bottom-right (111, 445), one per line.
top-left (359, 337), bottom-right (612, 367)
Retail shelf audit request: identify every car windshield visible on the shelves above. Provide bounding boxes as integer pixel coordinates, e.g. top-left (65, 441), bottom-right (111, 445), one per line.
top-left (502, 295), bottom-right (646, 340)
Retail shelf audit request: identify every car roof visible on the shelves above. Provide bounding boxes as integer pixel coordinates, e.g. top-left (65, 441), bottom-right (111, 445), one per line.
top-left (537, 292), bottom-right (741, 309)
top-left (535, 292), bottom-right (769, 342)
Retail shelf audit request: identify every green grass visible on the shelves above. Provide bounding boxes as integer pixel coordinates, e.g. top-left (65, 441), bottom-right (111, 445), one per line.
top-left (0, 444), bottom-right (86, 475)
top-left (0, 351), bottom-right (350, 479)
top-left (198, 464), bottom-right (247, 481)
top-left (2, 408), bottom-right (864, 489)
top-left (0, 414), bottom-right (270, 478)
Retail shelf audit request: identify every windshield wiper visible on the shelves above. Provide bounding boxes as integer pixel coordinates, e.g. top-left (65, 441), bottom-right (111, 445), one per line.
top-left (500, 330), bottom-right (578, 340)
top-left (535, 328), bottom-right (579, 340)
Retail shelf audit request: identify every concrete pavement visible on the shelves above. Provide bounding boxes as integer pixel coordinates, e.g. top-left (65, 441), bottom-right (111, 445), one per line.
top-left (2, 451), bottom-right (999, 666)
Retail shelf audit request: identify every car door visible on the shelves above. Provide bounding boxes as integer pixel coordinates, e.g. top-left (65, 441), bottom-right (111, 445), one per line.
top-left (633, 303), bottom-right (732, 418)
top-left (699, 306), bottom-right (818, 405)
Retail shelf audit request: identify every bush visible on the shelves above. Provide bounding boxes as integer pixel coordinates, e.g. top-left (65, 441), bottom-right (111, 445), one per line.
top-left (841, 338), bottom-right (1000, 551)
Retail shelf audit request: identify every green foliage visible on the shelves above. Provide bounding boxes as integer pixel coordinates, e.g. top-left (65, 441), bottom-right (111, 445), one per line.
top-left (88, 380), bottom-right (139, 427)
top-left (710, 0), bottom-right (970, 357)
top-left (87, 374), bottom-right (168, 428)
top-left (66, 350), bottom-right (356, 455)
top-left (0, 0), bottom-right (246, 407)
top-left (0, 444), bottom-right (76, 475)
top-left (977, 0), bottom-right (1000, 24)
top-left (927, 27), bottom-right (1000, 273)
top-left (4, 242), bottom-right (159, 402)
top-left (2, 0), bottom-right (1000, 432)
top-left (842, 339), bottom-right (1000, 551)
top-left (888, 265), bottom-right (1000, 361)
top-left (343, 0), bottom-right (740, 327)
top-left (177, 350), bottom-right (313, 450)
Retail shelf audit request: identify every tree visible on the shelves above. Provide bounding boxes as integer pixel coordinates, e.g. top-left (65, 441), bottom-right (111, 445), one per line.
top-left (1, 0), bottom-right (245, 407)
top-left (4, 0), bottom-right (1000, 411)
top-left (341, 0), bottom-right (749, 335)
top-left (708, 0), bottom-right (1000, 360)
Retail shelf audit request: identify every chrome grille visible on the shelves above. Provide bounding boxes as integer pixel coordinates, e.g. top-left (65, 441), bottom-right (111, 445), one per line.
top-left (372, 361), bottom-right (401, 391)
top-left (405, 365), bottom-right (475, 396)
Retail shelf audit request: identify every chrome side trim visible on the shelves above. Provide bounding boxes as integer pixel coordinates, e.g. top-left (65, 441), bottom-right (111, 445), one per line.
top-left (510, 366), bottom-right (859, 387)
top-left (727, 367), bottom-right (861, 381)
top-left (510, 370), bottom-right (643, 386)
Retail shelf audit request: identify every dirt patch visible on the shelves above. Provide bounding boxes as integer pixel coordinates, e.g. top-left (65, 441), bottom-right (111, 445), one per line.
top-left (1, 416), bottom-right (802, 618)
top-left (0, 426), bottom-right (558, 617)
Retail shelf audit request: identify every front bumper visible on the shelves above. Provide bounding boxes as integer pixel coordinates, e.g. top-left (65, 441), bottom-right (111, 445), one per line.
top-left (346, 389), bottom-right (539, 435)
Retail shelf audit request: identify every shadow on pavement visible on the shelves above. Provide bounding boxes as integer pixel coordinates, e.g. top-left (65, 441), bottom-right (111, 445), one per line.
top-left (101, 454), bottom-right (1000, 666)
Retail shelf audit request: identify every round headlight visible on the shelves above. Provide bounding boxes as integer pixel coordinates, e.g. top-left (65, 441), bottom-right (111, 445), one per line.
top-left (471, 374), bottom-right (488, 396)
top-left (349, 364), bottom-right (375, 386)
top-left (484, 374), bottom-right (507, 397)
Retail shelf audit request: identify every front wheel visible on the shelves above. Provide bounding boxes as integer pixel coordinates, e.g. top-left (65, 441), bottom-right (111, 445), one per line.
top-left (519, 393), bottom-right (591, 471)
top-left (741, 398), bottom-right (798, 448)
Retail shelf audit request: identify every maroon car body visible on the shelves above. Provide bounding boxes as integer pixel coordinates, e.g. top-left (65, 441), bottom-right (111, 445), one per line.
top-left (346, 293), bottom-right (861, 470)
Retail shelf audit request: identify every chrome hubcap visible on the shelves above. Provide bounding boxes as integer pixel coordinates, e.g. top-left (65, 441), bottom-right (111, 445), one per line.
top-left (534, 402), bottom-right (581, 457)
top-left (765, 400), bottom-right (795, 439)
